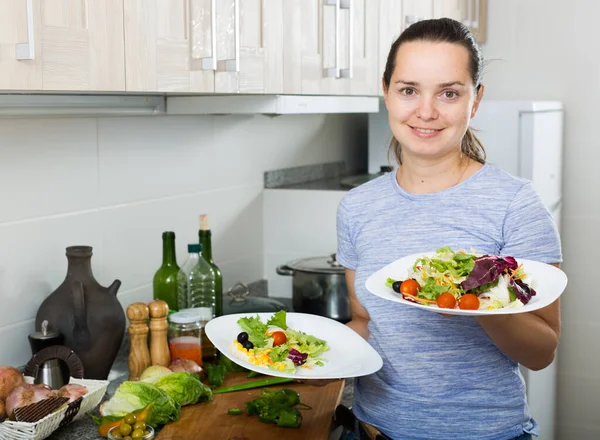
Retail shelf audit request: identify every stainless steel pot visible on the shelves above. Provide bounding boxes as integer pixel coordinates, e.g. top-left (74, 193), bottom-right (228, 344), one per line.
top-left (276, 254), bottom-right (351, 323)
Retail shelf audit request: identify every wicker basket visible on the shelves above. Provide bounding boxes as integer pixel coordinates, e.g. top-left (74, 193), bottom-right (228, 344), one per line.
top-left (0, 376), bottom-right (109, 440)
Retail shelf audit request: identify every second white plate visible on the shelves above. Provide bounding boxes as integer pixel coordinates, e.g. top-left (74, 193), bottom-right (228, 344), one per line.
top-left (204, 312), bottom-right (383, 379)
top-left (365, 252), bottom-right (568, 316)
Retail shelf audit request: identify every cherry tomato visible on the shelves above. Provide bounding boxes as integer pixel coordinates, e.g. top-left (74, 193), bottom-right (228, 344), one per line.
top-left (400, 279), bottom-right (421, 296)
top-left (271, 331), bottom-right (287, 346)
top-left (458, 293), bottom-right (480, 310)
top-left (436, 292), bottom-right (457, 309)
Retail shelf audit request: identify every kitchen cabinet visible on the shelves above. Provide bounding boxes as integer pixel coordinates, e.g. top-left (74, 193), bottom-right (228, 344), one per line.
top-left (285, 0), bottom-right (378, 96)
top-left (0, 0), bottom-right (126, 92)
top-left (435, 0), bottom-right (487, 43)
top-left (124, 0), bottom-right (283, 94)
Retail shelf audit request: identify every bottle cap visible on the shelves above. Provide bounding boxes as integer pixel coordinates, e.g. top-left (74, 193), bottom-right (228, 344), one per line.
top-left (169, 308), bottom-right (212, 323)
top-left (162, 231), bottom-right (175, 239)
top-left (187, 243), bottom-right (202, 253)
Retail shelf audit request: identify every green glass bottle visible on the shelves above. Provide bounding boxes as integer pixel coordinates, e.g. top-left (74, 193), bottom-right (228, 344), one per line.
top-left (153, 231), bottom-right (180, 312)
top-left (198, 215), bottom-right (223, 317)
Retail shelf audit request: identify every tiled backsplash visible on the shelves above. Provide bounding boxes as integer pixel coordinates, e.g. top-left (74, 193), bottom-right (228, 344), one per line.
top-left (0, 112), bottom-right (367, 367)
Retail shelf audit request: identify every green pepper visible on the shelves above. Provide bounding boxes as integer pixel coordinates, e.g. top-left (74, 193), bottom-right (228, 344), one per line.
top-left (275, 408), bottom-right (302, 428)
top-left (205, 363), bottom-right (227, 387)
top-left (244, 388), bottom-right (308, 428)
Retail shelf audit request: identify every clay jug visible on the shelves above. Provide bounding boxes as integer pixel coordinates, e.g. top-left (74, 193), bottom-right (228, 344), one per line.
top-left (35, 246), bottom-right (124, 380)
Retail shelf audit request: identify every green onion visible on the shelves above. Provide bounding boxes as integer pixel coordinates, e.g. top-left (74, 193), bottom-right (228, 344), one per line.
top-left (213, 377), bottom-right (295, 394)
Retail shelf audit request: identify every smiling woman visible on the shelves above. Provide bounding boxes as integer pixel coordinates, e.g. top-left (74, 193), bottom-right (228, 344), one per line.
top-left (325, 17), bottom-right (563, 440)
top-left (382, 19), bottom-right (487, 195)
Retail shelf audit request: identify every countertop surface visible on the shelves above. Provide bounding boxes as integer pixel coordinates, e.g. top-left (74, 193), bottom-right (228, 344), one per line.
top-left (42, 296), bottom-right (354, 440)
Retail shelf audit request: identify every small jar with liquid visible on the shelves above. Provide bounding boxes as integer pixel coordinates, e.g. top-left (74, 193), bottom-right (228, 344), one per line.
top-left (167, 310), bottom-right (204, 366)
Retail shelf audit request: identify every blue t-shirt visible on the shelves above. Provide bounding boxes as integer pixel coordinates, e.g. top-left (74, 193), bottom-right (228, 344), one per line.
top-left (336, 164), bottom-right (562, 440)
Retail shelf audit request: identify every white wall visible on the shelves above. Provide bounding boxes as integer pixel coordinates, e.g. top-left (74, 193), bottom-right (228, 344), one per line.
top-left (0, 112), bottom-right (366, 367)
top-left (482, 1), bottom-right (599, 438)
top-left (263, 189), bottom-right (347, 299)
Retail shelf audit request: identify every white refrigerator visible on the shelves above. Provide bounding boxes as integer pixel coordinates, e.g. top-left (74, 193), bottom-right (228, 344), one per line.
top-left (368, 100), bottom-right (564, 440)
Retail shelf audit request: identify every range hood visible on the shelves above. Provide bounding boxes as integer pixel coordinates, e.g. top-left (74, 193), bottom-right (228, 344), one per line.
top-left (0, 93), bottom-right (379, 117)
top-left (0, 94), bottom-right (165, 117)
top-left (166, 94), bottom-right (380, 115)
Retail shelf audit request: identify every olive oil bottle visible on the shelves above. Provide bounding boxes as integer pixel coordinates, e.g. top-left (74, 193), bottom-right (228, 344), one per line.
top-left (153, 231), bottom-right (180, 312)
top-left (198, 215), bottom-right (223, 318)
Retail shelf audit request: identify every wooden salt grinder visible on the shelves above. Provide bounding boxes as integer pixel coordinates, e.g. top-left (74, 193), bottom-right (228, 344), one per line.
top-left (126, 302), bottom-right (151, 381)
top-left (148, 299), bottom-right (171, 367)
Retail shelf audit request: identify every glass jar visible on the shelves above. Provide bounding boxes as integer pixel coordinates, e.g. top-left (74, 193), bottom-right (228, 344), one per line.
top-left (167, 309), bottom-right (204, 366)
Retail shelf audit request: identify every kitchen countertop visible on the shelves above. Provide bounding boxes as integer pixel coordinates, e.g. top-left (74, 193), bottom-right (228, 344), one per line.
top-left (45, 296), bottom-right (355, 440)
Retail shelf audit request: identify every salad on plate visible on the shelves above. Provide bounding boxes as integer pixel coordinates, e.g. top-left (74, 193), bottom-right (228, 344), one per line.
top-left (232, 311), bottom-right (330, 373)
top-left (385, 246), bottom-right (537, 311)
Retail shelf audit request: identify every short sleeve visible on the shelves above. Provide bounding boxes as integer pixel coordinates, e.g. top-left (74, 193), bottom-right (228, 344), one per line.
top-left (336, 197), bottom-right (358, 270)
top-left (500, 182), bottom-right (562, 264)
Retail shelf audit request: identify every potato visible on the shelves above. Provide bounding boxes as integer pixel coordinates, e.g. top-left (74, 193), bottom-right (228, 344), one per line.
top-left (0, 366), bottom-right (25, 401)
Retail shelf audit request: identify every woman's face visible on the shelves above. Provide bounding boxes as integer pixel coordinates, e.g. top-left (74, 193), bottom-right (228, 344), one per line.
top-left (383, 41), bottom-right (484, 162)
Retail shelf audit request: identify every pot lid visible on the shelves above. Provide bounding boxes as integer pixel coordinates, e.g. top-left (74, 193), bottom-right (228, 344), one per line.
top-left (223, 282), bottom-right (289, 314)
top-left (285, 254), bottom-right (345, 274)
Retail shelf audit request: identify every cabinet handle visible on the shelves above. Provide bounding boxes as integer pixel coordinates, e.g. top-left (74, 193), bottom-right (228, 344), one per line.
top-left (216, 0), bottom-right (240, 72)
top-left (16, 0), bottom-right (35, 60)
top-left (200, 0), bottom-right (217, 70)
top-left (324, 0), bottom-right (352, 79)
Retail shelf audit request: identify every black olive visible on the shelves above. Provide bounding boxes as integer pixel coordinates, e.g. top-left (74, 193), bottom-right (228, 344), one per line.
top-left (237, 332), bottom-right (249, 344)
top-left (242, 340), bottom-right (254, 350)
top-left (392, 281), bottom-right (403, 293)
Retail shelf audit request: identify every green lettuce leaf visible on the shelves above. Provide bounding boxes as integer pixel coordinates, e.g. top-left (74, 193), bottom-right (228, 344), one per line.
top-left (238, 315), bottom-right (269, 347)
top-left (285, 329), bottom-right (329, 357)
top-left (151, 372), bottom-right (213, 406)
top-left (266, 310), bottom-right (288, 330)
top-left (100, 381), bottom-right (180, 427)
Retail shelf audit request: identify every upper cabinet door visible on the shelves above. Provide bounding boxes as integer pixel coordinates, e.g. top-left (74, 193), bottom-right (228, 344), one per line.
top-left (124, 0), bottom-right (283, 94)
top-left (124, 0), bottom-right (214, 92)
top-left (0, 0), bottom-right (125, 92)
top-left (214, 0), bottom-right (283, 93)
top-left (297, 0), bottom-right (378, 96)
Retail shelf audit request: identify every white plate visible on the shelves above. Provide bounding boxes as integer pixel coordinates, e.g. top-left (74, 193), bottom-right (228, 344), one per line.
top-left (204, 312), bottom-right (383, 379)
top-left (365, 252), bottom-right (568, 316)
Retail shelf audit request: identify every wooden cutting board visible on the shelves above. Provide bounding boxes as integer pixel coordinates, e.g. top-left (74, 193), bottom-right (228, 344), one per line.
top-left (155, 372), bottom-right (345, 440)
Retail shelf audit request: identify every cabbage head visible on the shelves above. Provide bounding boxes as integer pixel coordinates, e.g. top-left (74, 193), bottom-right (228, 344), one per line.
top-left (151, 372), bottom-right (213, 406)
top-left (100, 381), bottom-right (180, 427)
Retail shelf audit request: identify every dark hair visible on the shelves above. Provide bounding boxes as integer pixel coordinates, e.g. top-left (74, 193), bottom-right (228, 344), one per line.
top-left (383, 18), bottom-right (486, 165)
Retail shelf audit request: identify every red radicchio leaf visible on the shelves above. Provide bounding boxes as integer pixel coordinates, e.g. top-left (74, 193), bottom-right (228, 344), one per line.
top-left (508, 277), bottom-right (536, 305)
top-left (287, 349), bottom-right (308, 366)
top-left (460, 255), bottom-right (519, 291)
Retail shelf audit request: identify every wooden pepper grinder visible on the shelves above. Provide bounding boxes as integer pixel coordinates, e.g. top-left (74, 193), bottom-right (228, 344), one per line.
top-left (126, 302), bottom-right (152, 381)
top-left (148, 300), bottom-right (171, 367)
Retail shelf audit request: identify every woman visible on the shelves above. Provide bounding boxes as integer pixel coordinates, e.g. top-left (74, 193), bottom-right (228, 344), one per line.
top-left (335, 18), bottom-right (562, 440)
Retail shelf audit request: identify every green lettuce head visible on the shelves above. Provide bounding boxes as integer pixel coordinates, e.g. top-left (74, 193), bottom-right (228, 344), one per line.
top-left (99, 381), bottom-right (180, 427)
top-left (151, 372), bottom-right (213, 406)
